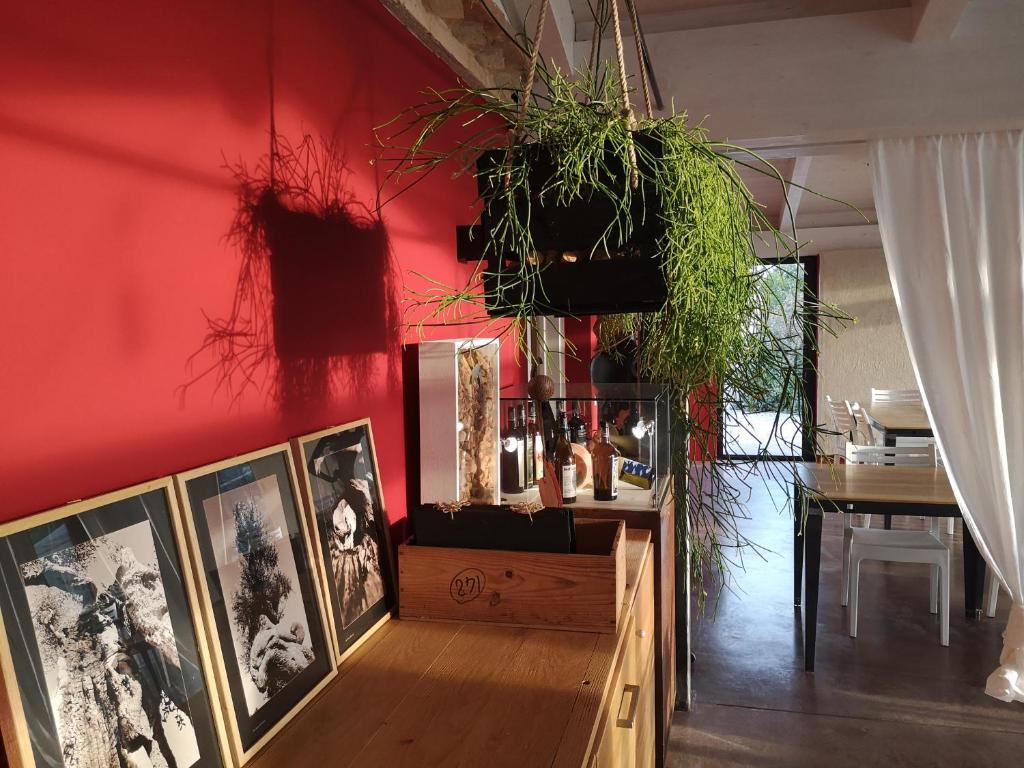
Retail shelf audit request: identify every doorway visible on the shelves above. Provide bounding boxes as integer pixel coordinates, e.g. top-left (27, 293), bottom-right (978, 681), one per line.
top-left (718, 256), bottom-right (819, 461)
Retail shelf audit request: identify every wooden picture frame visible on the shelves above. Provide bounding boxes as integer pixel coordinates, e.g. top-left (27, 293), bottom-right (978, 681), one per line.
top-left (291, 419), bottom-right (397, 666)
top-left (0, 478), bottom-right (230, 768)
top-left (174, 445), bottom-right (336, 767)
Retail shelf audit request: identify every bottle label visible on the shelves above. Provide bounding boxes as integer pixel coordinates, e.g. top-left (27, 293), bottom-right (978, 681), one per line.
top-left (535, 436), bottom-right (545, 479)
top-left (561, 463), bottom-right (576, 500)
top-left (609, 456), bottom-right (618, 497)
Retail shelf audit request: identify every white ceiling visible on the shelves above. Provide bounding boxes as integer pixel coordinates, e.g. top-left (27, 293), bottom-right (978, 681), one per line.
top-left (572, 0), bottom-right (912, 38)
top-left (799, 151), bottom-right (875, 217)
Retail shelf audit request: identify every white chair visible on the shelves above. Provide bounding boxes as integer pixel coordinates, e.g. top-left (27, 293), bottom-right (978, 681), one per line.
top-left (861, 398), bottom-right (953, 535)
top-left (843, 401), bottom-right (876, 528)
top-left (842, 443), bottom-right (950, 646)
top-left (840, 442), bottom-right (938, 602)
top-left (870, 387), bottom-right (922, 403)
top-left (849, 401), bottom-right (882, 446)
top-left (825, 395), bottom-right (857, 460)
top-left (986, 571), bottom-right (1003, 618)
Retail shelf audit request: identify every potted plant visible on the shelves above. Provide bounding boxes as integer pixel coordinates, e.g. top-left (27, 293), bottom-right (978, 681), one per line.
top-left (474, 116), bottom-right (669, 317)
top-left (378, 0), bottom-right (850, 614)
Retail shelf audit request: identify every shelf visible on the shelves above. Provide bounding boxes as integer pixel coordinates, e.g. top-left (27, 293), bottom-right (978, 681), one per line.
top-left (499, 482), bottom-right (660, 512)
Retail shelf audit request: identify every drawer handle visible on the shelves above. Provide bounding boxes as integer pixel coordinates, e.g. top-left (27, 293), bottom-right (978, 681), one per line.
top-left (638, 629), bottom-right (648, 639)
top-left (616, 684), bottom-right (641, 729)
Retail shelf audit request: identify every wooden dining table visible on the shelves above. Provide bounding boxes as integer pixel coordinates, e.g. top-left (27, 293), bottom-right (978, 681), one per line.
top-left (863, 401), bottom-right (933, 445)
top-left (793, 462), bottom-right (987, 671)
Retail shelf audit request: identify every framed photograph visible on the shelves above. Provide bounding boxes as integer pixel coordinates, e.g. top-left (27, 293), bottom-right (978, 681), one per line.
top-left (292, 419), bottom-right (396, 664)
top-left (175, 445), bottom-right (334, 766)
top-left (0, 478), bottom-right (227, 768)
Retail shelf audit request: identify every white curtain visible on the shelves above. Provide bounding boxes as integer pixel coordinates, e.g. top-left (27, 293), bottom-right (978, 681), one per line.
top-left (871, 130), bottom-right (1024, 703)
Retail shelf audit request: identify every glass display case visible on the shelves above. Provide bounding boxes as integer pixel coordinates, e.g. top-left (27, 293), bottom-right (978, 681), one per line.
top-left (498, 382), bottom-right (674, 509)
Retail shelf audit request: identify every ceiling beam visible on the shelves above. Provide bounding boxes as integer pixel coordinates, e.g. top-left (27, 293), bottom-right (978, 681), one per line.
top-left (781, 156), bottom-right (813, 233)
top-left (910, 0), bottom-right (970, 41)
top-left (753, 224), bottom-right (882, 258)
top-left (381, 0), bottom-right (492, 86)
top-left (576, 0), bottom-right (909, 41)
top-left (500, 0), bottom-right (575, 74)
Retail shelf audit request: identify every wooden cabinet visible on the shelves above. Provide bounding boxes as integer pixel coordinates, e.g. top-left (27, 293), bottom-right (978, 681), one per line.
top-left (249, 531), bottom-right (655, 768)
top-left (589, 559), bottom-right (657, 768)
top-left (634, 663), bottom-right (657, 768)
top-left (571, 494), bottom-right (675, 767)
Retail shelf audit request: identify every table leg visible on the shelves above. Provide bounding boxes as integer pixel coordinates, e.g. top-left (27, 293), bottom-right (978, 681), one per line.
top-left (794, 485), bottom-right (804, 607)
top-left (882, 436), bottom-right (895, 529)
top-left (803, 511), bottom-right (823, 672)
top-left (962, 523), bottom-right (986, 619)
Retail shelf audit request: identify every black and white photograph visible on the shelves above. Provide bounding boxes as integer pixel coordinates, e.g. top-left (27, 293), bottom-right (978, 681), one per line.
top-left (0, 481), bottom-right (223, 768)
top-left (200, 475), bottom-right (314, 716)
top-left (294, 419), bottom-right (395, 659)
top-left (177, 446), bottom-right (333, 760)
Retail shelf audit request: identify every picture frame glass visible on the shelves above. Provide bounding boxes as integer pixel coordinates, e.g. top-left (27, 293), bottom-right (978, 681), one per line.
top-left (297, 421), bottom-right (395, 658)
top-left (182, 451), bottom-right (331, 754)
top-left (457, 343), bottom-right (498, 504)
top-left (0, 486), bottom-right (223, 768)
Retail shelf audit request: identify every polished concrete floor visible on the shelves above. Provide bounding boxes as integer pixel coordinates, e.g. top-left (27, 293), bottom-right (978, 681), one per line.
top-left (669, 468), bottom-right (1023, 767)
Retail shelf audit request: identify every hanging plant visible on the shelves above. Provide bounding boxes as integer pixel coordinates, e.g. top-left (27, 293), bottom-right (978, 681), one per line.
top-left (377, 0), bottom-right (851, 605)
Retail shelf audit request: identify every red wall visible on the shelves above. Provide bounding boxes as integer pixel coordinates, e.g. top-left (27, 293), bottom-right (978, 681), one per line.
top-left (564, 316), bottom-right (595, 385)
top-left (0, 0), bottom-right (523, 528)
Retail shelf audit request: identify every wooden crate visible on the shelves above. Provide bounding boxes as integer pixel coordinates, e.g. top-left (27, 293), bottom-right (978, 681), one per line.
top-left (398, 518), bottom-right (626, 633)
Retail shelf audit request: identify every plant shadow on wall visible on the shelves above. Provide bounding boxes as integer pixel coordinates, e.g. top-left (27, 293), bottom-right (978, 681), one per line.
top-left (182, 133), bottom-right (400, 412)
top-left (376, 0), bottom-right (855, 625)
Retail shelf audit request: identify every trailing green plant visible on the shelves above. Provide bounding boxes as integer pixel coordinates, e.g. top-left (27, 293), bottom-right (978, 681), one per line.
top-left (377, 16), bottom-right (852, 610)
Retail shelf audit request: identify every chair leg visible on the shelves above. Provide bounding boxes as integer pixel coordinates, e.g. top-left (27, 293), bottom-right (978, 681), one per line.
top-left (862, 514), bottom-right (872, 528)
top-left (929, 564), bottom-right (938, 615)
top-left (986, 571), bottom-right (1000, 618)
top-left (939, 555), bottom-right (950, 647)
top-left (946, 518), bottom-right (955, 536)
top-left (849, 553), bottom-right (862, 638)
top-left (841, 519), bottom-right (852, 607)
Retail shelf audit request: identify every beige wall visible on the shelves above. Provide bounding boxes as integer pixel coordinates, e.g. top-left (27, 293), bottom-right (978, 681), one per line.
top-left (816, 249), bottom-right (918, 425)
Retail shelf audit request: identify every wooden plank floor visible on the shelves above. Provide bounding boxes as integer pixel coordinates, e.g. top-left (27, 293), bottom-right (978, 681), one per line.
top-left (671, 468), bottom-right (1022, 767)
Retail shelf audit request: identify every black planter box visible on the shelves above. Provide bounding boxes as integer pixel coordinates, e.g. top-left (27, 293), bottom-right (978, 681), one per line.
top-left (411, 503), bottom-right (576, 553)
top-left (477, 133), bottom-right (669, 317)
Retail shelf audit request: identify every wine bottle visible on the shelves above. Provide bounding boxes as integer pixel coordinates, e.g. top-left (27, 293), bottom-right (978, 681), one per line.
top-left (514, 404), bottom-right (533, 488)
top-left (554, 412), bottom-right (577, 504)
top-left (526, 402), bottom-right (544, 484)
top-left (591, 421), bottom-right (621, 501)
top-left (501, 406), bottom-right (525, 494)
top-left (569, 400), bottom-right (587, 444)
top-left (554, 407), bottom-right (566, 450)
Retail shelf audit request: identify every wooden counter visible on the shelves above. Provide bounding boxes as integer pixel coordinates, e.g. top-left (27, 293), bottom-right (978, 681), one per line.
top-left (249, 530), bottom-right (655, 768)
top-left (551, 487), bottom-right (675, 768)
top-left (503, 480), bottom-right (676, 767)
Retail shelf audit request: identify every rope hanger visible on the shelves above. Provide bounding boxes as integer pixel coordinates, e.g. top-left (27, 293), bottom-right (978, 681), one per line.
top-left (514, 0), bottom-right (655, 189)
